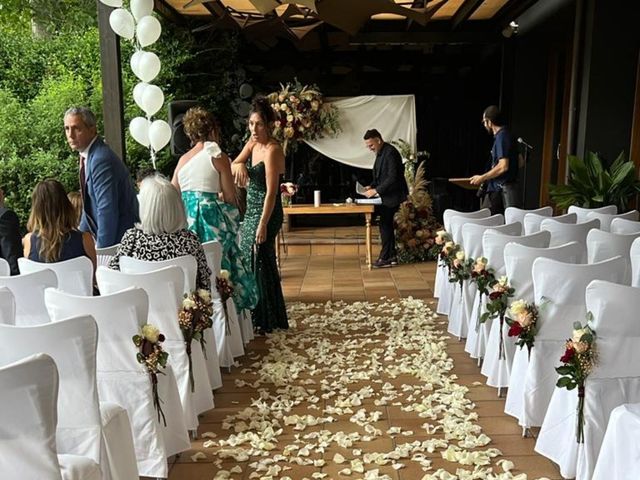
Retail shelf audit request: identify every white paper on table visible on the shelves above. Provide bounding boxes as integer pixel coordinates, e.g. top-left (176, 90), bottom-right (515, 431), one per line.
top-left (355, 198), bottom-right (382, 205)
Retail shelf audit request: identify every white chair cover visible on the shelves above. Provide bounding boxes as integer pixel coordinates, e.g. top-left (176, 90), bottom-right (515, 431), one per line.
top-left (480, 230), bottom-right (552, 388)
top-left (464, 222), bottom-right (525, 359)
top-left (505, 206), bottom-right (553, 226)
top-left (630, 237), bottom-right (640, 287)
top-left (568, 204), bottom-right (617, 223)
top-left (18, 257), bottom-right (93, 296)
top-left (0, 286), bottom-right (15, 325)
top-left (0, 269), bottom-right (57, 325)
top-left (122, 254), bottom-right (228, 384)
top-left (537, 280), bottom-right (640, 479)
top-left (0, 353), bottom-right (102, 480)
top-left (96, 244), bottom-right (119, 269)
top-left (524, 211), bottom-right (577, 235)
top-left (96, 266), bottom-right (213, 431)
top-left (592, 403), bottom-right (640, 480)
top-left (540, 217), bottom-right (599, 263)
top-left (503, 242), bottom-right (583, 423)
top-left (434, 208), bottom-right (491, 300)
top-left (611, 217), bottom-right (640, 234)
top-left (447, 215), bottom-right (505, 339)
top-left (0, 258), bottom-right (9, 276)
top-left (44, 288), bottom-right (191, 478)
top-left (0, 316), bottom-right (138, 480)
top-left (586, 230), bottom-right (640, 284)
top-left (524, 257), bottom-right (626, 432)
top-left (587, 210), bottom-right (639, 232)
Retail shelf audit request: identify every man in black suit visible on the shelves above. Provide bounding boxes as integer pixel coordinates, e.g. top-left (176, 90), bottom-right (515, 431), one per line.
top-left (363, 129), bottom-right (409, 268)
top-left (0, 187), bottom-right (23, 275)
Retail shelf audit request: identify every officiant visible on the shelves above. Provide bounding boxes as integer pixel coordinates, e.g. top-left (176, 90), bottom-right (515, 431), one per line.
top-left (362, 129), bottom-right (408, 269)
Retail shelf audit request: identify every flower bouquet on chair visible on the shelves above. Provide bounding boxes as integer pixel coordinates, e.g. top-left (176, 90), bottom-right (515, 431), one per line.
top-left (480, 276), bottom-right (515, 360)
top-left (280, 182), bottom-right (298, 207)
top-left (506, 299), bottom-right (540, 359)
top-left (132, 324), bottom-right (169, 425)
top-left (448, 250), bottom-right (473, 296)
top-left (469, 257), bottom-right (495, 331)
top-left (215, 269), bottom-right (235, 337)
top-left (178, 289), bottom-right (214, 392)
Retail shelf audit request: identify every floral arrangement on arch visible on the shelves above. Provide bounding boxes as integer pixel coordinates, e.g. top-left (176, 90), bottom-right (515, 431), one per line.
top-left (267, 80), bottom-right (341, 154)
top-left (178, 289), bottom-right (214, 391)
top-left (132, 324), bottom-right (169, 425)
top-left (556, 318), bottom-right (597, 443)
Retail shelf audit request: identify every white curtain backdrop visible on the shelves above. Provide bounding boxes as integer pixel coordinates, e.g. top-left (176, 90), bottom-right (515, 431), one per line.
top-left (303, 95), bottom-right (417, 169)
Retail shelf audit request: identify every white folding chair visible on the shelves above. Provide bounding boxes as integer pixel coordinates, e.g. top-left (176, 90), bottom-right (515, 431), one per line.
top-left (503, 242), bottom-right (583, 427)
top-left (586, 210), bottom-right (639, 232)
top-left (0, 353), bottom-right (101, 480)
top-left (464, 222), bottom-right (526, 360)
top-left (480, 230), bottom-right (552, 390)
top-left (540, 217), bottom-right (599, 263)
top-left (434, 208), bottom-right (491, 300)
top-left (0, 258), bottom-right (10, 276)
top-left (0, 286), bottom-right (16, 325)
top-left (18, 257), bottom-right (93, 296)
top-left (537, 280), bottom-right (640, 479)
top-left (593, 403), bottom-right (640, 480)
top-left (96, 266), bottom-right (213, 431)
top-left (524, 211), bottom-right (577, 235)
top-left (96, 244), bottom-right (119, 268)
top-left (630, 237), bottom-right (640, 287)
top-left (44, 287), bottom-right (191, 478)
top-left (121, 255), bottom-right (228, 384)
top-left (568, 204), bottom-right (617, 223)
top-left (611, 217), bottom-right (640, 234)
top-left (505, 206), bottom-right (553, 226)
top-left (586, 230), bottom-right (640, 284)
top-left (446, 214), bottom-right (505, 338)
top-left (522, 257), bottom-right (625, 434)
top-left (0, 316), bottom-right (138, 480)
top-left (0, 269), bottom-right (57, 325)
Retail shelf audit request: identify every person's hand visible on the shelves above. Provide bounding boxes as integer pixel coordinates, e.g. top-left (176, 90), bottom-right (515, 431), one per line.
top-left (255, 223), bottom-right (267, 244)
top-left (469, 175), bottom-right (484, 186)
top-left (232, 163), bottom-right (249, 187)
top-left (364, 188), bottom-right (378, 198)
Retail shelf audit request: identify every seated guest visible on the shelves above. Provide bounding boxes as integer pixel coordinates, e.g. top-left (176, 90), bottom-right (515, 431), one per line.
top-left (67, 191), bottom-right (83, 227)
top-left (0, 187), bottom-right (23, 275)
top-left (23, 180), bottom-right (97, 270)
top-left (108, 173), bottom-right (211, 291)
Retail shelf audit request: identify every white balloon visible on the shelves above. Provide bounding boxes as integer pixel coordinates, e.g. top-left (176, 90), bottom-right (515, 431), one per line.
top-left (132, 82), bottom-right (149, 107)
top-left (136, 15), bottom-right (161, 47)
top-left (130, 50), bottom-right (161, 82)
top-left (109, 8), bottom-right (135, 40)
top-left (130, 117), bottom-right (150, 147)
top-left (99, 0), bottom-right (123, 7)
top-left (148, 120), bottom-right (171, 151)
top-left (239, 83), bottom-right (253, 99)
top-left (130, 0), bottom-right (154, 21)
top-left (138, 84), bottom-right (164, 116)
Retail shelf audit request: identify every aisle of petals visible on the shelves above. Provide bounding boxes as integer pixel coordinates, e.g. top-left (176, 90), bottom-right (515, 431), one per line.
top-left (197, 298), bottom-right (545, 480)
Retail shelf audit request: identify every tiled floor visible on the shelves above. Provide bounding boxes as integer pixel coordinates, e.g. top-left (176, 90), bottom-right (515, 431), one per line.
top-left (166, 242), bottom-right (561, 479)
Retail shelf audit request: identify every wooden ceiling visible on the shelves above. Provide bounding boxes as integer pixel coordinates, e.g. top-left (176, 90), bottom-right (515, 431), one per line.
top-left (155, 0), bottom-right (538, 47)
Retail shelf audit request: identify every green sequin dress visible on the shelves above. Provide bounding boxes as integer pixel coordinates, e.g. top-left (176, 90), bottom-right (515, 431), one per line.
top-left (239, 161), bottom-right (289, 332)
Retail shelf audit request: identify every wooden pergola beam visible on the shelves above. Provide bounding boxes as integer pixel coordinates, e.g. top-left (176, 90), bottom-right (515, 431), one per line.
top-left (451, 0), bottom-right (484, 30)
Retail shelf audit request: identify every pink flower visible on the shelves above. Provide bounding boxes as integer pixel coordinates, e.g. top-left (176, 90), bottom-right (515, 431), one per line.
top-left (517, 312), bottom-right (533, 327)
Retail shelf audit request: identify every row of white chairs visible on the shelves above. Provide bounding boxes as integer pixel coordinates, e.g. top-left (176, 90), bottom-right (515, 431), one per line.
top-left (438, 205), bottom-right (640, 479)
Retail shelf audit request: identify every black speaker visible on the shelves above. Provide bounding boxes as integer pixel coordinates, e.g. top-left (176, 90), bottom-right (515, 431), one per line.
top-left (168, 100), bottom-right (198, 157)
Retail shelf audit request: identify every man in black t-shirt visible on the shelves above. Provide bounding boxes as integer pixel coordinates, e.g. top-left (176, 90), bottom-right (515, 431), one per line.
top-left (470, 106), bottom-right (521, 215)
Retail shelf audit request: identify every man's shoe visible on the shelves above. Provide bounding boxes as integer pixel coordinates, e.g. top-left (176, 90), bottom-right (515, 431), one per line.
top-left (389, 257), bottom-right (398, 266)
top-left (373, 258), bottom-right (392, 268)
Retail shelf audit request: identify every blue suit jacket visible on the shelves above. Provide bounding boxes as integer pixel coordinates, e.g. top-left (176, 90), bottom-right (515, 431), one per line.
top-left (79, 138), bottom-right (139, 248)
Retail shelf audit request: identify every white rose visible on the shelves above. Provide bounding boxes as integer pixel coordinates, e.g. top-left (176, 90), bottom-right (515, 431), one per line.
top-left (510, 299), bottom-right (527, 317)
top-left (183, 297), bottom-right (196, 310)
top-left (498, 276), bottom-right (509, 287)
top-left (198, 289), bottom-right (211, 302)
top-left (572, 328), bottom-right (587, 344)
top-left (475, 256), bottom-right (487, 267)
top-left (219, 269), bottom-right (230, 280)
top-left (436, 230), bottom-right (447, 237)
top-left (141, 324), bottom-right (160, 343)
top-left (455, 251), bottom-right (465, 261)
top-left (444, 241), bottom-right (454, 249)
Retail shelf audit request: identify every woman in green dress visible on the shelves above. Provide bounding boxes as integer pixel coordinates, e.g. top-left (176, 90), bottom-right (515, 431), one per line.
top-left (172, 106), bottom-right (258, 311)
top-left (232, 97), bottom-right (289, 333)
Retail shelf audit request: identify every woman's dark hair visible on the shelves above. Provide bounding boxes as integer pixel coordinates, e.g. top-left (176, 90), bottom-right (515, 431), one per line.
top-left (250, 96), bottom-right (276, 124)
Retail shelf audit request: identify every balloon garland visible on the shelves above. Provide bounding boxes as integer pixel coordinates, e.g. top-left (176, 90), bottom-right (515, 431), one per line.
top-left (99, 0), bottom-right (170, 169)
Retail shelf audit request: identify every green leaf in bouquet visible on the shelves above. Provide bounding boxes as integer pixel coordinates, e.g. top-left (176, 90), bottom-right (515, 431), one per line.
top-left (556, 376), bottom-right (573, 388)
top-left (556, 365), bottom-right (573, 375)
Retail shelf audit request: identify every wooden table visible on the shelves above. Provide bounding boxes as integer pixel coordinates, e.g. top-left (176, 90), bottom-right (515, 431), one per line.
top-left (282, 203), bottom-right (376, 269)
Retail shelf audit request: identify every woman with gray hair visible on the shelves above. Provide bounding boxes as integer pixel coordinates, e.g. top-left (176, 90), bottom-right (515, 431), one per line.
top-left (108, 173), bottom-right (211, 291)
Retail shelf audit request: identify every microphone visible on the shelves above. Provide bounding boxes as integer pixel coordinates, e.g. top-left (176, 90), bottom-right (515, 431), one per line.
top-left (517, 137), bottom-right (534, 150)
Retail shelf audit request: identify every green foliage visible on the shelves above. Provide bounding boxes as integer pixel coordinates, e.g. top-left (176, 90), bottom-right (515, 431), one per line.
top-left (549, 151), bottom-right (640, 212)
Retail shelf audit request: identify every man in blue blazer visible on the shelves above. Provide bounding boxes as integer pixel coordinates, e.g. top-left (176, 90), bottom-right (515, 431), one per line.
top-left (64, 107), bottom-right (139, 248)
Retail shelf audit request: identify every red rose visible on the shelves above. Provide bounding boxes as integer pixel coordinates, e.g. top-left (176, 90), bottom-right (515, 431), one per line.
top-left (489, 291), bottom-right (502, 301)
top-left (508, 323), bottom-right (523, 337)
top-left (560, 347), bottom-right (575, 363)
top-left (471, 271), bottom-right (478, 278)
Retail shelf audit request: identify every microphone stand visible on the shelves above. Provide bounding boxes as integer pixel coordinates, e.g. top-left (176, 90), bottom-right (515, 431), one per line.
top-left (521, 145), bottom-right (531, 208)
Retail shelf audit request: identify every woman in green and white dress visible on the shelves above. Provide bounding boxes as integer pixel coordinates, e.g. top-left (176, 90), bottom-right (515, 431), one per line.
top-left (172, 107), bottom-right (258, 311)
